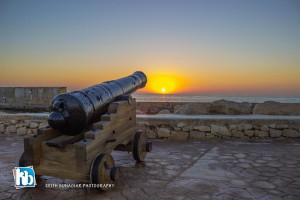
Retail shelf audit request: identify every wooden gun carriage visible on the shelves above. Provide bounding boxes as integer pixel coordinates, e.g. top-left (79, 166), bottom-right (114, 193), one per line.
top-left (19, 72), bottom-right (152, 190)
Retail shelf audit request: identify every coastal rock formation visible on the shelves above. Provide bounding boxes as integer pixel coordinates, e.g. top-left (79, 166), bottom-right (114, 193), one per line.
top-left (253, 101), bottom-right (300, 115)
top-left (209, 99), bottom-right (252, 114)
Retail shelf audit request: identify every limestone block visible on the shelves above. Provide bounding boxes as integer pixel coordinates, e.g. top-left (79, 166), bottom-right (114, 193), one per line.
top-left (147, 129), bottom-right (157, 139)
top-left (10, 120), bottom-right (17, 124)
top-left (26, 130), bottom-right (33, 135)
top-left (174, 103), bottom-right (210, 115)
top-left (238, 124), bottom-right (252, 131)
top-left (255, 130), bottom-right (268, 138)
top-left (17, 127), bottom-right (27, 136)
top-left (253, 101), bottom-right (300, 115)
top-left (177, 122), bottom-right (186, 128)
top-left (244, 130), bottom-right (255, 137)
top-left (269, 124), bottom-right (289, 129)
top-left (229, 125), bottom-right (237, 132)
top-left (0, 124), bottom-right (5, 133)
top-left (171, 131), bottom-right (189, 140)
top-left (189, 131), bottom-right (205, 139)
top-left (206, 133), bottom-right (216, 139)
top-left (270, 129), bottom-right (282, 138)
top-left (211, 125), bottom-right (231, 136)
top-left (157, 128), bottom-right (171, 138)
top-left (182, 126), bottom-right (193, 132)
top-left (6, 125), bottom-right (16, 134)
top-left (30, 122), bottom-right (39, 129)
top-left (158, 109), bottom-right (171, 114)
top-left (210, 99), bottom-right (251, 114)
top-left (232, 131), bottom-right (245, 138)
top-left (194, 126), bottom-right (210, 132)
top-left (283, 129), bottom-right (299, 138)
top-left (261, 125), bottom-right (269, 131)
top-left (173, 127), bottom-right (181, 131)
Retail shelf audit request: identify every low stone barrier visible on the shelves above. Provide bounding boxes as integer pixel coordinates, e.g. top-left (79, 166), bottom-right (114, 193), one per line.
top-left (137, 115), bottom-right (300, 140)
top-left (1, 113), bottom-right (300, 140)
top-left (136, 100), bottom-right (300, 115)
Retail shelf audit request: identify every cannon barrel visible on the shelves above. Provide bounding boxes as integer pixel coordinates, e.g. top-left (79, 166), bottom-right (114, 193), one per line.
top-left (48, 71), bottom-right (147, 135)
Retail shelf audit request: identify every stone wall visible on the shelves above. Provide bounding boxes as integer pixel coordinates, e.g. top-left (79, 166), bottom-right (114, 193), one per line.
top-left (136, 100), bottom-right (300, 115)
top-left (0, 87), bottom-right (66, 111)
top-left (1, 114), bottom-right (300, 140)
top-left (137, 115), bottom-right (300, 140)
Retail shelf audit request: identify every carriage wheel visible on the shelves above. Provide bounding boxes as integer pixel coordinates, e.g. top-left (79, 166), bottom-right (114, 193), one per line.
top-left (132, 131), bottom-right (152, 162)
top-left (90, 153), bottom-right (120, 191)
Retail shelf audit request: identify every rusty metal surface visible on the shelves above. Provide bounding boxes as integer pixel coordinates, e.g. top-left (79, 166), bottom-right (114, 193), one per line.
top-left (48, 71), bottom-right (147, 135)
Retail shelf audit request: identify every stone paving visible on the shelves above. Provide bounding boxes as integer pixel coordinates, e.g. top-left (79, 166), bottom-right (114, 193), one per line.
top-left (0, 135), bottom-right (300, 199)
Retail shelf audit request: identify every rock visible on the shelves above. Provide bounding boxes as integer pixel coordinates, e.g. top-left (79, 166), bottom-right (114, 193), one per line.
top-left (17, 127), bottom-right (27, 136)
top-left (270, 129), bottom-right (282, 138)
top-left (261, 125), bottom-right (269, 131)
top-left (6, 125), bottom-right (16, 134)
top-left (16, 123), bottom-right (25, 128)
top-left (189, 131), bottom-right (205, 139)
top-left (26, 129), bottom-right (34, 135)
top-left (269, 124), bottom-right (289, 129)
top-left (255, 130), bottom-right (268, 138)
top-left (244, 130), bottom-right (255, 137)
top-left (10, 120), bottom-right (17, 124)
top-left (206, 133), bottom-right (216, 139)
top-left (146, 129), bottom-right (157, 139)
top-left (282, 129), bottom-right (299, 138)
top-left (38, 122), bottom-right (48, 128)
top-left (170, 131), bottom-right (189, 140)
top-left (30, 122), bottom-right (39, 129)
top-left (174, 103), bottom-right (210, 115)
top-left (253, 101), bottom-right (300, 115)
top-left (157, 128), bottom-right (171, 138)
top-left (158, 109), bottom-right (171, 114)
top-left (232, 131), bottom-right (245, 138)
top-left (238, 124), bottom-right (252, 131)
top-left (32, 129), bottom-right (38, 135)
top-left (211, 125), bottom-right (231, 136)
top-left (173, 127), bottom-right (181, 131)
top-left (0, 124), bottom-right (5, 133)
top-left (136, 110), bottom-right (145, 115)
top-left (210, 99), bottom-right (251, 114)
top-left (138, 122), bottom-right (149, 126)
top-left (194, 126), bottom-right (210, 132)
top-left (182, 126), bottom-right (193, 132)
top-left (177, 122), bottom-right (186, 128)
top-left (229, 125), bottom-right (237, 132)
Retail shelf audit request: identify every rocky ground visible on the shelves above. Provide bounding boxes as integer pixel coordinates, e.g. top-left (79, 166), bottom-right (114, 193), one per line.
top-left (0, 135), bottom-right (300, 199)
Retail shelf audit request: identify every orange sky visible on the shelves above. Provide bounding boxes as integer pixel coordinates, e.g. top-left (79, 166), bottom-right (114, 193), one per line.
top-left (1, 1), bottom-right (300, 96)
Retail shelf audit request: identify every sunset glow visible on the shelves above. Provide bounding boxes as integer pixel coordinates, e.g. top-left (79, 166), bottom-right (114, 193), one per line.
top-left (1, 1), bottom-right (300, 96)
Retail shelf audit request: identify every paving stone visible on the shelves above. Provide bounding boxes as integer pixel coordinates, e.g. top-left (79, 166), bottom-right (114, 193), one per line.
top-left (252, 181), bottom-right (276, 189)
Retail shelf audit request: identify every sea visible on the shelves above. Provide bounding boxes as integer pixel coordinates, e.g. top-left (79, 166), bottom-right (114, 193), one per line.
top-left (132, 94), bottom-right (300, 103)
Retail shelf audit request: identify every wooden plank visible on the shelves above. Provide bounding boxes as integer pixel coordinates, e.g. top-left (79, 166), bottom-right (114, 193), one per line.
top-left (45, 133), bottom-right (84, 148)
top-left (23, 127), bottom-right (62, 166)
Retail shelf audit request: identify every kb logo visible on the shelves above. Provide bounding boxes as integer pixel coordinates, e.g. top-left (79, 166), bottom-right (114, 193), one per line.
top-left (13, 166), bottom-right (36, 189)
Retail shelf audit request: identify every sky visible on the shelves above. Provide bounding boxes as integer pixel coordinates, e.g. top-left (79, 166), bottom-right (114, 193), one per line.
top-left (0, 0), bottom-right (300, 95)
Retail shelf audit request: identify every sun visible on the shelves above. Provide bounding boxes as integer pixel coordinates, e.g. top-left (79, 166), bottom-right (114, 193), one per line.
top-left (161, 88), bottom-right (166, 93)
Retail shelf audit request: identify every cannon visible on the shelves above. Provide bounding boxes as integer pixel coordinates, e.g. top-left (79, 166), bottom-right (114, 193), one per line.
top-left (19, 71), bottom-right (152, 190)
top-left (48, 71), bottom-right (147, 135)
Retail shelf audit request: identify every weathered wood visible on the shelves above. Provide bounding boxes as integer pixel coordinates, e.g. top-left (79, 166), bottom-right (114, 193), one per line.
top-left (46, 133), bottom-right (84, 148)
top-left (25, 98), bottom-right (137, 181)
